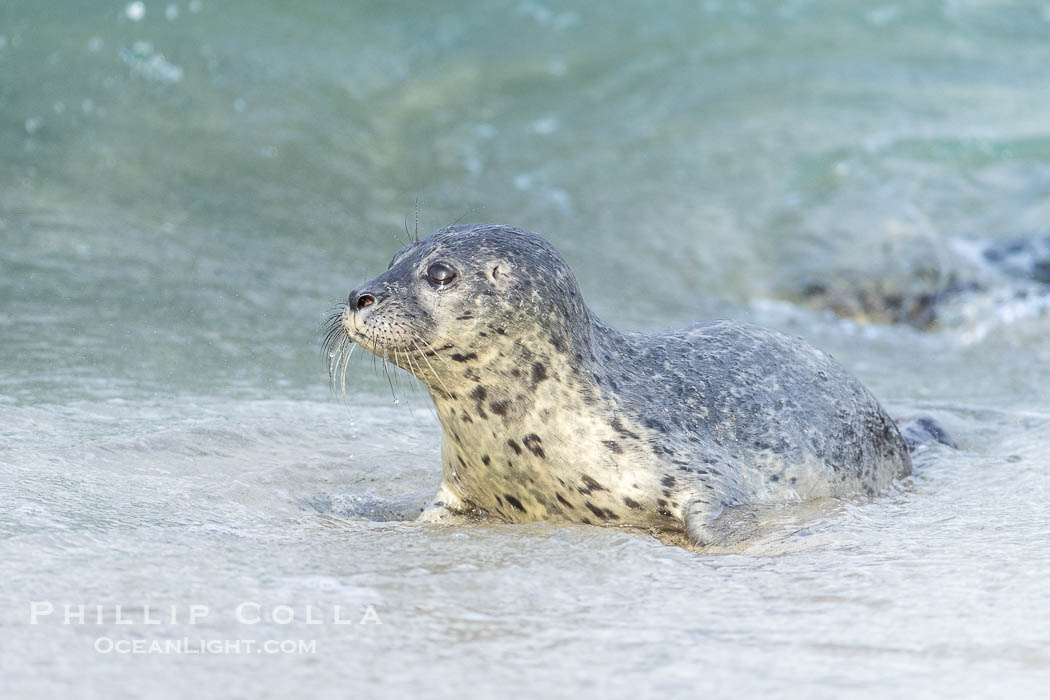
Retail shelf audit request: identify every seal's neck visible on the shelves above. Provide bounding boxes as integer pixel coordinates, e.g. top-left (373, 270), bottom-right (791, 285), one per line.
top-left (423, 314), bottom-right (610, 439)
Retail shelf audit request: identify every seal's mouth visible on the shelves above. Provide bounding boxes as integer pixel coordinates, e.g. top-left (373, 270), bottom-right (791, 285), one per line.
top-left (320, 302), bottom-right (456, 403)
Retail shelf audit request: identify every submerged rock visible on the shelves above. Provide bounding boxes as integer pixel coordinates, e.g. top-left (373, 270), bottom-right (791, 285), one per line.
top-left (790, 234), bottom-right (1050, 332)
top-left (982, 236), bottom-right (1050, 285)
top-left (796, 275), bottom-right (980, 330)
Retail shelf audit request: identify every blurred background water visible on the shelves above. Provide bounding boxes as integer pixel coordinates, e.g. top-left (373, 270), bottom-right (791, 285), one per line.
top-left (1, 1), bottom-right (1049, 698)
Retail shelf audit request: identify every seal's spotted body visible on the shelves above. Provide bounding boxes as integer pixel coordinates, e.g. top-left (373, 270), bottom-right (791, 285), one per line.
top-left (329, 225), bottom-right (911, 545)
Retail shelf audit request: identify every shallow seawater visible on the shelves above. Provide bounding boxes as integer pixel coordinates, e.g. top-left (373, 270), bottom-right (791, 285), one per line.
top-left (2, 1), bottom-right (1050, 698)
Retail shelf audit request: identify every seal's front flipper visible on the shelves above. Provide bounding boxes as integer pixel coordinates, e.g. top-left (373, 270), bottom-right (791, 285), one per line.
top-left (898, 415), bottom-right (957, 451)
top-left (416, 481), bottom-right (470, 523)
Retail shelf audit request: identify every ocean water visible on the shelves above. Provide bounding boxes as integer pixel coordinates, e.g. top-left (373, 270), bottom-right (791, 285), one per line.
top-left (2, 1), bottom-right (1050, 698)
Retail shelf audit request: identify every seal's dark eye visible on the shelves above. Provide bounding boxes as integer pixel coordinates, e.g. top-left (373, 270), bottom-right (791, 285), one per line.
top-left (427, 262), bottom-right (457, 286)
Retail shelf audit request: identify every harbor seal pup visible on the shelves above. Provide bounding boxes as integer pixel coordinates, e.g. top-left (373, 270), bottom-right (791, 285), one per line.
top-left (324, 224), bottom-right (913, 546)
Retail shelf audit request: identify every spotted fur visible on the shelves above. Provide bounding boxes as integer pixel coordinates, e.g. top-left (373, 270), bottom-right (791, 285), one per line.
top-left (331, 224), bottom-right (912, 545)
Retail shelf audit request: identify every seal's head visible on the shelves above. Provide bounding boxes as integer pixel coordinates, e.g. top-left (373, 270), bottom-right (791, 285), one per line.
top-left (325, 224), bottom-right (592, 393)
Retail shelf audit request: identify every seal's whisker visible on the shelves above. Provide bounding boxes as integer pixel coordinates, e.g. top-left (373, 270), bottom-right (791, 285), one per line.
top-left (402, 351), bottom-right (423, 393)
top-left (322, 326), bottom-right (342, 370)
top-left (328, 335), bottom-right (343, 388)
top-left (411, 336), bottom-right (453, 399)
top-left (393, 221), bottom-right (409, 248)
top-left (320, 306), bottom-right (348, 383)
top-left (409, 355), bottom-right (428, 396)
top-left (395, 348), bottom-right (427, 418)
top-left (326, 342), bottom-right (339, 383)
top-left (334, 335), bottom-right (350, 381)
top-left (392, 348), bottom-right (410, 396)
top-left (423, 338), bottom-right (454, 372)
top-left (325, 339), bottom-right (339, 385)
top-left (414, 196), bottom-right (421, 243)
top-left (321, 309), bottom-right (359, 407)
top-left (398, 348), bottom-right (412, 391)
top-left (404, 351), bottom-right (439, 422)
top-left (445, 208), bottom-right (470, 231)
top-left (381, 347), bottom-right (399, 406)
top-left (339, 342), bottom-right (356, 400)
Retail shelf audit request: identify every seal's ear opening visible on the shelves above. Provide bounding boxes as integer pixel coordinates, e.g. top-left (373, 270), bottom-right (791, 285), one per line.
top-left (488, 261), bottom-right (511, 285)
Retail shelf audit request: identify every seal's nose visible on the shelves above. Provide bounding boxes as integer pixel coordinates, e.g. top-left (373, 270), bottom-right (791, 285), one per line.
top-left (349, 289), bottom-right (383, 310)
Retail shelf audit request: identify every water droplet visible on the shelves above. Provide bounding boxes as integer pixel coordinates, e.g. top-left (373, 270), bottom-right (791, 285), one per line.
top-left (125, 1), bottom-right (146, 22)
top-left (531, 116), bottom-right (558, 134)
top-left (165, 3), bottom-right (179, 20)
top-left (24, 117), bottom-right (41, 135)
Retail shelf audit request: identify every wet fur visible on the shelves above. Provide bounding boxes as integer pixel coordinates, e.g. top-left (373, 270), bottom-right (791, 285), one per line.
top-left (327, 224), bottom-right (911, 546)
